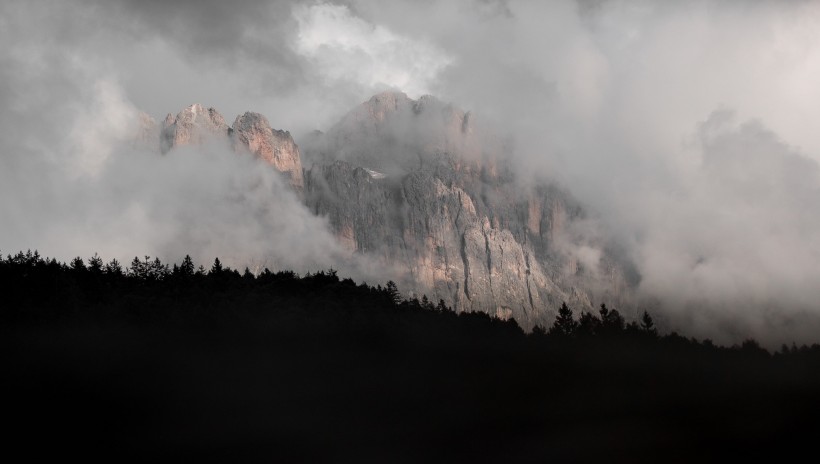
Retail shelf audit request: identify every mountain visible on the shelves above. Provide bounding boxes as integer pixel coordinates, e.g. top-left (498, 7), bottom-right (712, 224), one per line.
top-left (160, 103), bottom-right (229, 153)
top-left (138, 104), bottom-right (305, 190)
top-left (134, 93), bottom-right (635, 328)
top-left (232, 111), bottom-right (304, 190)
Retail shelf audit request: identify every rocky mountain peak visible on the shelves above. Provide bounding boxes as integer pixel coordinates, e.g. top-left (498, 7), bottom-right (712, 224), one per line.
top-left (362, 91), bottom-right (413, 120)
top-left (160, 104), bottom-right (229, 153)
top-left (309, 92), bottom-right (489, 177)
top-left (232, 112), bottom-right (304, 189)
top-left (133, 104), bottom-right (305, 190)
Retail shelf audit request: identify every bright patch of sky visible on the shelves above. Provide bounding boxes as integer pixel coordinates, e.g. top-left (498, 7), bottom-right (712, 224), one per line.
top-left (292, 3), bottom-right (451, 98)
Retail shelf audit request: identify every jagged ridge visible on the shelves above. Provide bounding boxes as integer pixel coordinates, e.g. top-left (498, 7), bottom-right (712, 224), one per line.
top-left (133, 94), bottom-right (634, 328)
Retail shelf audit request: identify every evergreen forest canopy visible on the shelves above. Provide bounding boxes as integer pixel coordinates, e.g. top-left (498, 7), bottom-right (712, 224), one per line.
top-left (3, 249), bottom-right (820, 460)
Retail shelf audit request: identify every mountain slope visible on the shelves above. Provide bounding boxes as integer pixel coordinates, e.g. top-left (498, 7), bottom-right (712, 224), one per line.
top-left (302, 92), bottom-right (634, 327)
top-left (134, 93), bottom-right (635, 328)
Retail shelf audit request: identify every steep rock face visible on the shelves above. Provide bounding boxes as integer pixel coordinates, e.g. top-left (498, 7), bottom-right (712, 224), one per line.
top-left (303, 155), bottom-right (600, 328)
top-left (232, 112), bottom-right (304, 189)
top-left (302, 92), bottom-right (633, 328)
top-left (396, 168), bottom-right (573, 326)
top-left (160, 104), bottom-right (229, 153)
top-left (304, 161), bottom-right (398, 254)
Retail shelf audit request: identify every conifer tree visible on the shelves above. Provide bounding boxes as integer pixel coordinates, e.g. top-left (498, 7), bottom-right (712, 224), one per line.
top-left (577, 311), bottom-right (600, 336)
top-left (550, 302), bottom-right (578, 336)
top-left (180, 255), bottom-right (195, 277)
top-left (103, 258), bottom-right (122, 275)
top-left (150, 257), bottom-right (168, 280)
top-left (421, 295), bottom-right (434, 310)
top-left (640, 311), bottom-right (657, 335)
top-left (600, 304), bottom-right (625, 332)
top-left (88, 254), bottom-right (103, 274)
top-left (129, 257), bottom-right (145, 279)
top-left (210, 257), bottom-right (223, 275)
top-left (70, 257), bottom-right (86, 272)
top-left (386, 280), bottom-right (401, 304)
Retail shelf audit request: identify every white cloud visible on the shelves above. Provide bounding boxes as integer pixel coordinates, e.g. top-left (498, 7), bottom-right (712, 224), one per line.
top-left (292, 2), bottom-right (451, 98)
top-left (68, 79), bottom-right (138, 178)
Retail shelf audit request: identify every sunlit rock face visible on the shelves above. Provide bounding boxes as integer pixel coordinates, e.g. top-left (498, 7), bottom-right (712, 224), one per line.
top-left (302, 92), bottom-right (635, 328)
top-left (302, 154), bottom-right (589, 329)
top-left (160, 104), bottom-right (229, 153)
top-left (232, 112), bottom-right (304, 189)
top-left (139, 104), bottom-right (303, 189)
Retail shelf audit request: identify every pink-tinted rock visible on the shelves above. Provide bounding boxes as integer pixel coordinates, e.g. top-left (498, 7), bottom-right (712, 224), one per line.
top-left (160, 104), bottom-right (229, 153)
top-left (231, 112), bottom-right (304, 189)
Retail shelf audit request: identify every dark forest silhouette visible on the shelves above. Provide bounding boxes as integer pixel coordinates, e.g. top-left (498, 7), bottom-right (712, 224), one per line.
top-left (3, 250), bottom-right (820, 461)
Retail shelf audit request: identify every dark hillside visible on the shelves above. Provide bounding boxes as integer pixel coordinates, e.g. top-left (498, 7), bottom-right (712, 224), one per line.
top-left (2, 251), bottom-right (819, 462)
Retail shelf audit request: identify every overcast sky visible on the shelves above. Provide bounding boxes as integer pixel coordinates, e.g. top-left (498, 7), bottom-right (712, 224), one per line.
top-left (2, 0), bottom-right (820, 343)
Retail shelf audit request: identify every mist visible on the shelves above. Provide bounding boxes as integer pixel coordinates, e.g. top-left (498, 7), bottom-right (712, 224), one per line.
top-left (2, 0), bottom-right (820, 344)
top-left (336, 0), bottom-right (820, 344)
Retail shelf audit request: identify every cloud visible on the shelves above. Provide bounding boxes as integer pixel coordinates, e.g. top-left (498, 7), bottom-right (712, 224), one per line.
top-left (337, 0), bottom-right (820, 344)
top-left (631, 111), bottom-right (820, 342)
top-left (292, 3), bottom-right (451, 97)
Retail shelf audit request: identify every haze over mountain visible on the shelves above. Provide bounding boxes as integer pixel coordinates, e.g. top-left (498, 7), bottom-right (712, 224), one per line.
top-left (2, 0), bottom-right (820, 345)
top-left (132, 93), bottom-right (633, 329)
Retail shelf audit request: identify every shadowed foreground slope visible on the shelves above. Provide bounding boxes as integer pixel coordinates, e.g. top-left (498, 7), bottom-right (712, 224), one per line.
top-left (2, 251), bottom-right (819, 461)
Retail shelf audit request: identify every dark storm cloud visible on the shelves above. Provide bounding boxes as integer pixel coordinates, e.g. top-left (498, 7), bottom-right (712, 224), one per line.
top-left (0, 0), bottom-right (376, 133)
top-left (78, 0), bottom-right (312, 122)
top-left (94, 0), bottom-right (300, 71)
